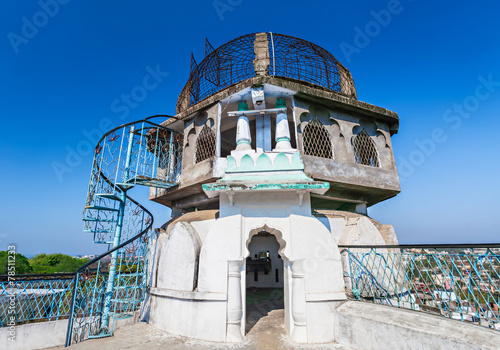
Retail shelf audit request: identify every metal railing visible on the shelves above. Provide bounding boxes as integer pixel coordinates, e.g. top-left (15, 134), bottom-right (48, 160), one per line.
top-left (0, 116), bottom-right (178, 349)
top-left (340, 244), bottom-right (500, 330)
top-left (67, 116), bottom-right (176, 344)
top-left (65, 223), bottom-right (158, 345)
top-left (0, 274), bottom-right (75, 326)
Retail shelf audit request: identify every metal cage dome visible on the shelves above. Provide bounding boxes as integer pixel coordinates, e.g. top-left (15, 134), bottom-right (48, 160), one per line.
top-left (176, 33), bottom-right (357, 113)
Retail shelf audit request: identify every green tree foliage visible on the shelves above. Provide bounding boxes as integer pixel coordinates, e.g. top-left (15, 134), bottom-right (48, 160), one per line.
top-left (29, 254), bottom-right (89, 273)
top-left (0, 251), bottom-right (33, 274)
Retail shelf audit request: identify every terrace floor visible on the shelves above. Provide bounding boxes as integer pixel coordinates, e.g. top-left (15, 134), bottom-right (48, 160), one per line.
top-left (47, 309), bottom-right (351, 350)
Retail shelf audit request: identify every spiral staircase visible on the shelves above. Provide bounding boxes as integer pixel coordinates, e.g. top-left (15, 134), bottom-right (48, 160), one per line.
top-left (66, 117), bottom-right (182, 344)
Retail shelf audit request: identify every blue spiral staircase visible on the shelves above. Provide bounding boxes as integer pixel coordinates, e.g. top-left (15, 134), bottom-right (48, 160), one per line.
top-left (66, 117), bottom-right (182, 345)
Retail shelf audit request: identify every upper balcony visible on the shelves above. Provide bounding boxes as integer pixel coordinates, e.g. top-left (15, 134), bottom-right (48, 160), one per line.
top-left (151, 84), bottom-right (400, 213)
top-left (149, 33), bottom-right (401, 213)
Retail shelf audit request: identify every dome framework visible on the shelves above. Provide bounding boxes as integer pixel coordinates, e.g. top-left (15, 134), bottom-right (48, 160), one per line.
top-left (177, 33), bottom-right (357, 113)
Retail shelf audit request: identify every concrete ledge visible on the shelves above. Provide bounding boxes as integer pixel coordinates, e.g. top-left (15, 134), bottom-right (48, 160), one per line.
top-left (305, 292), bottom-right (347, 302)
top-left (0, 311), bottom-right (138, 350)
top-left (150, 287), bottom-right (227, 301)
top-left (0, 319), bottom-right (67, 350)
top-left (335, 301), bottom-right (500, 350)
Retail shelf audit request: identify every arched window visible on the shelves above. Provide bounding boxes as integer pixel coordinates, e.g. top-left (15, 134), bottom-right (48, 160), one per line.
top-left (302, 117), bottom-right (333, 159)
top-left (195, 125), bottom-right (216, 163)
top-left (353, 130), bottom-right (380, 167)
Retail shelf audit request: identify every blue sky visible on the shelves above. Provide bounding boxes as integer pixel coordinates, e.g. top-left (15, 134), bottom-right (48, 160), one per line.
top-left (1, 0), bottom-right (499, 256)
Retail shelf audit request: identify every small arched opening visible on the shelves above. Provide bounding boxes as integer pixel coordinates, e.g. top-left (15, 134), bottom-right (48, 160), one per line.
top-left (195, 124), bottom-right (216, 163)
top-left (353, 129), bottom-right (380, 167)
top-left (302, 117), bottom-right (333, 159)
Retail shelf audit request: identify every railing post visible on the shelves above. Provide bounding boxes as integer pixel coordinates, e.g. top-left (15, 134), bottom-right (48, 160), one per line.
top-left (167, 131), bottom-right (175, 181)
top-left (65, 272), bottom-right (80, 347)
top-left (101, 126), bottom-right (135, 330)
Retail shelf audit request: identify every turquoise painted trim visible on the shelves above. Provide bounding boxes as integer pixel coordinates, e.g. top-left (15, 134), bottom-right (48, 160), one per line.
top-left (236, 140), bottom-right (251, 145)
top-left (276, 137), bottom-right (290, 143)
top-left (276, 97), bottom-right (286, 109)
top-left (257, 153), bottom-right (272, 167)
top-left (227, 156), bottom-right (237, 168)
top-left (202, 181), bottom-right (329, 192)
top-left (291, 152), bottom-right (302, 166)
top-left (274, 152), bottom-right (289, 166)
top-left (238, 101), bottom-right (249, 111)
top-left (240, 154), bottom-right (254, 169)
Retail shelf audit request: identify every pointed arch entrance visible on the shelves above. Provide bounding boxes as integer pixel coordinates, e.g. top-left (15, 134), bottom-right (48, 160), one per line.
top-left (243, 224), bottom-right (288, 334)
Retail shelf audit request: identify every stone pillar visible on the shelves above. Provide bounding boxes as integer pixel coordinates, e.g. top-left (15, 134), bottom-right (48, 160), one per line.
top-left (226, 260), bottom-right (243, 342)
top-left (235, 101), bottom-right (252, 150)
top-left (275, 98), bottom-right (292, 150)
top-left (291, 259), bottom-right (307, 343)
top-left (253, 33), bottom-right (270, 76)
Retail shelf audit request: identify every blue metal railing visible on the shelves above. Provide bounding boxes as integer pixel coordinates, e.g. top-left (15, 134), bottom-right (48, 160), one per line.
top-left (0, 274), bottom-right (74, 326)
top-left (340, 244), bottom-right (500, 330)
top-left (66, 117), bottom-right (181, 344)
top-left (65, 225), bottom-right (159, 345)
top-left (0, 117), bottom-right (181, 348)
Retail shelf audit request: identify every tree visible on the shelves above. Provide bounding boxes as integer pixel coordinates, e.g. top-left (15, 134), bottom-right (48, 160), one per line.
top-left (29, 254), bottom-right (88, 274)
top-left (0, 251), bottom-right (33, 274)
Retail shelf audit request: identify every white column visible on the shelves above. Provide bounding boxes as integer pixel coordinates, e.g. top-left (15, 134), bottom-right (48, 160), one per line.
top-left (226, 260), bottom-right (243, 342)
top-left (275, 98), bottom-right (292, 150)
top-left (291, 259), bottom-right (307, 343)
top-left (235, 101), bottom-right (252, 150)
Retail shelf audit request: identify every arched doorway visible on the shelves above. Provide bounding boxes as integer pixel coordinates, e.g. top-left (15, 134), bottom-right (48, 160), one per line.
top-left (244, 229), bottom-right (285, 333)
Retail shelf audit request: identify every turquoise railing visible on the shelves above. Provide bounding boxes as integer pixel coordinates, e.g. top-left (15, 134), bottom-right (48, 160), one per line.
top-left (340, 244), bottom-right (500, 330)
top-left (66, 117), bottom-right (181, 344)
top-left (0, 117), bottom-right (182, 347)
top-left (0, 274), bottom-right (74, 326)
top-left (64, 225), bottom-right (159, 345)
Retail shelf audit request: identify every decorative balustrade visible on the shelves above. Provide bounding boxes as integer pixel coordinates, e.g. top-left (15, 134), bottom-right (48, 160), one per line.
top-left (0, 117), bottom-right (178, 349)
top-left (65, 227), bottom-right (158, 345)
top-left (0, 274), bottom-right (74, 326)
top-left (341, 244), bottom-right (500, 330)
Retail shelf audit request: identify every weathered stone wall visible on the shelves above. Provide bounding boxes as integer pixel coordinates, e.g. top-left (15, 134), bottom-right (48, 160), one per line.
top-left (182, 103), bottom-right (218, 170)
top-left (295, 97), bottom-right (397, 171)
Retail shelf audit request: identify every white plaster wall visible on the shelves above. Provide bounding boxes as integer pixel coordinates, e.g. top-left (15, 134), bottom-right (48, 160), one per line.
top-left (196, 191), bottom-right (347, 343)
top-left (149, 296), bottom-right (227, 342)
top-left (149, 204), bottom-right (403, 344)
top-left (156, 222), bottom-right (201, 291)
top-left (190, 218), bottom-right (216, 243)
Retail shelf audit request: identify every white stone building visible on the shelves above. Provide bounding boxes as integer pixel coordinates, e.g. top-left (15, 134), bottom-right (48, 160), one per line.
top-left (145, 32), bottom-right (402, 344)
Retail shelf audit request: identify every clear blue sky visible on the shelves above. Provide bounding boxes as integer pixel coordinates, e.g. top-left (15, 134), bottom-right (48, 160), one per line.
top-left (1, 0), bottom-right (499, 256)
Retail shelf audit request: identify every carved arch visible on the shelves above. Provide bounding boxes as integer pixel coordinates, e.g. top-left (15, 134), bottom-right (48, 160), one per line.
top-left (244, 223), bottom-right (288, 260)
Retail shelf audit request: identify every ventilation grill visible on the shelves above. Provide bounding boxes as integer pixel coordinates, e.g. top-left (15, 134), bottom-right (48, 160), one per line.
top-left (195, 125), bottom-right (216, 163)
top-left (353, 130), bottom-right (380, 167)
top-left (302, 117), bottom-right (333, 159)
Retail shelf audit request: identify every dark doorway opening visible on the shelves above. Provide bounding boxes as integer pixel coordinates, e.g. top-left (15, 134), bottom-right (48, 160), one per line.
top-left (245, 231), bottom-right (284, 333)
